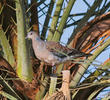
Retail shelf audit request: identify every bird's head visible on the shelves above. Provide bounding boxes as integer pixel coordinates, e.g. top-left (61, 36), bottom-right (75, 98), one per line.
top-left (25, 31), bottom-right (38, 39)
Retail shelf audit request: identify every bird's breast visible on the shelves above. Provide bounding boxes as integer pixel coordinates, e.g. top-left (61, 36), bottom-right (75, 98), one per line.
top-left (32, 40), bottom-right (61, 65)
top-left (32, 41), bottom-right (52, 59)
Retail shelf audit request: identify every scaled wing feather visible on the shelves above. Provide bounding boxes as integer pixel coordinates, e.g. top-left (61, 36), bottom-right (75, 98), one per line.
top-left (46, 41), bottom-right (72, 58)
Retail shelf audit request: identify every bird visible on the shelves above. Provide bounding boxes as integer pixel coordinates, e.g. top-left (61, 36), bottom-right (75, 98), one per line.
top-left (25, 31), bottom-right (92, 66)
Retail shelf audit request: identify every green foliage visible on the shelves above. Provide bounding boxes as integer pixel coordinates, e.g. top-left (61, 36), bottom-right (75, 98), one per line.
top-left (16, 0), bottom-right (33, 82)
top-left (52, 0), bottom-right (76, 42)
top-left (0, 28), bottom-right (15, 67)
top-left (0, 76), bottom-right (22, 100)
top-left (0, 0), bottom-right (110, 100)
top-left (47, 0), bottom-right (64, 41)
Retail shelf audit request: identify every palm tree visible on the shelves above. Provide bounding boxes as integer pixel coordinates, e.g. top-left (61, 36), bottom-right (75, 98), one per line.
top-left (0, 0), bottom-right (110, 99)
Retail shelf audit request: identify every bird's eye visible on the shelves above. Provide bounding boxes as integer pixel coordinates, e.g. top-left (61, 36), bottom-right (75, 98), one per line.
top-left (30, 32), bottom-right (32, 35)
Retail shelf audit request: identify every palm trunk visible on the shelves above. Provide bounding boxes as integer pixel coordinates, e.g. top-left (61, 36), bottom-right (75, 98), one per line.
top-left (16, 0), bottom-right (33, 82)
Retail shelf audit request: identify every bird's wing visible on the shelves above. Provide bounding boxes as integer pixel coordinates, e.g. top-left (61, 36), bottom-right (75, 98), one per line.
top-left (46, 41), bottom-right (72, 58)
top-left (46, 41), bottom-right (92, 58)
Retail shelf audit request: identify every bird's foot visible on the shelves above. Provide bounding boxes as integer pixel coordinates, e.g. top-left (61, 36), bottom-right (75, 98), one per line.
top-left (51, 66), bottom-right (56, 76)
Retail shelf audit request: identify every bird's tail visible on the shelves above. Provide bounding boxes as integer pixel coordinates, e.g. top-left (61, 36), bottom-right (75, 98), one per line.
top-left (61, 53), bottom-right (92, 63)
top-left (70, 53), bottom-right (92, 58)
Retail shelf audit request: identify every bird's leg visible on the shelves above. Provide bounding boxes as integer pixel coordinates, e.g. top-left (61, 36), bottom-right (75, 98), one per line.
top-left (51, 65), bottom-right (56, 75)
